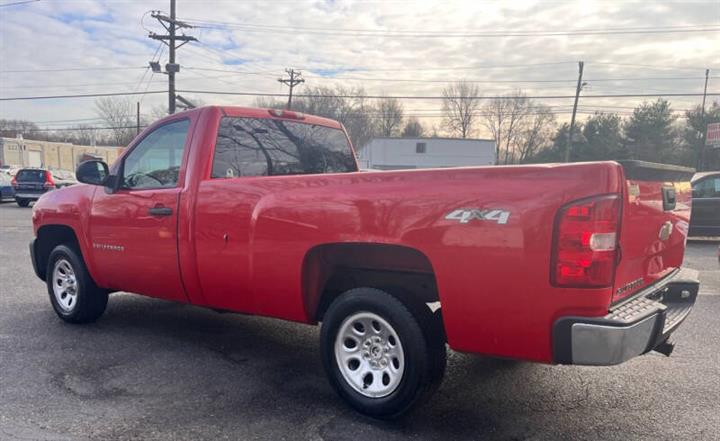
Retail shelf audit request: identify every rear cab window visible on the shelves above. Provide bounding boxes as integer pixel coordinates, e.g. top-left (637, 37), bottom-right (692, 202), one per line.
top-left (211, 117), bottom-right (357, 178)
top-left (16, 170), bottom-right (46, 182)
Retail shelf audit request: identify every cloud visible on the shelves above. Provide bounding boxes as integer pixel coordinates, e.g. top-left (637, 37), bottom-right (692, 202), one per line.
top-left (0, 0), bottom-right (717, 132)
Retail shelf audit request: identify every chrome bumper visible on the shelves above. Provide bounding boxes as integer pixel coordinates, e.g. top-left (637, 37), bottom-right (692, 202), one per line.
top-left (553, 268), bottom-right (699, 366)
top-left (14, 193), bottom-right (43, 199)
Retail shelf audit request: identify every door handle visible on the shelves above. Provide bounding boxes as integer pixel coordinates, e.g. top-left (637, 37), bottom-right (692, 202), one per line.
top-left (148, 206), bottom-right (173, 216)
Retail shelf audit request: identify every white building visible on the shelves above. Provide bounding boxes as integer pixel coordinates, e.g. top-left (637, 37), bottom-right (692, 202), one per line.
top-left (357, 137), bottom-right (496, 170)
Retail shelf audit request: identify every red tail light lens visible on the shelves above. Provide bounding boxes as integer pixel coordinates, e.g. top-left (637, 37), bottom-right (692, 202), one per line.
top-left (551, 194), bottom-right (621, 288)
top-left (44, 170), bottom-right (55, 188)
top-left (11, 176), bottom-right (17, 187)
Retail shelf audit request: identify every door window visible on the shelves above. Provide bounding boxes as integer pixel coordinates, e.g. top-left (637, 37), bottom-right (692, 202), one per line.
top-left (122, 119), bottom-right (190, 189)
top-left (692, 177), bottom-right (720, 199)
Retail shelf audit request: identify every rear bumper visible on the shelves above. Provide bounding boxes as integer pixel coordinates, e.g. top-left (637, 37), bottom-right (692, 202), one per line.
top-left (553, 267), bottom-right (699, 365)
top-left (14, 192), bottom-right (45, 200)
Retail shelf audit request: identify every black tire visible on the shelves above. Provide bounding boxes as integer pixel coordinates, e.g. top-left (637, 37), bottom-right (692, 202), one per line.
top-left (16, 198), bottom-right (29, 207)
top-left (46, 244), bottom-right (108, 324)
top-left (320, 287), bottom-right (446, 419)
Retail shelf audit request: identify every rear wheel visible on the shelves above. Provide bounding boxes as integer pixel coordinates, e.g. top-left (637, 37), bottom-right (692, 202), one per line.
top-left (46, 245), bottom-right (108, 323)
top-left (320, 288), bottom-right (446, 418)
top-left (15, 198), bottom-right (29, 207)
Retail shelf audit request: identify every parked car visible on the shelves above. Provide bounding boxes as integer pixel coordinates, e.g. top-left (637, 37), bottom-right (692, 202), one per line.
top-left (0, 173), bottom-right (15, 202)
top-left (689, 171), bottom-right (720, 236)
top-left (29, 107), bottom-right (699, 418)
top-left (0, 166), bottom-right (20, 177)
top-left (49, 169), bottom-right (78, 186)
top-left (11, 168), bottom-right (75, 207)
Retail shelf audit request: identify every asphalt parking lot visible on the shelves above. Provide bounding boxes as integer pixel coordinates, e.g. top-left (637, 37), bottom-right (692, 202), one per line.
top-left (1, 202), bottom-right (719, 441)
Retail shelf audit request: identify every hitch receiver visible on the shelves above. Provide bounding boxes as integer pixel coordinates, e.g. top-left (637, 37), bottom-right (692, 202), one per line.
top-left (653, 339), bottom-right (675, 357)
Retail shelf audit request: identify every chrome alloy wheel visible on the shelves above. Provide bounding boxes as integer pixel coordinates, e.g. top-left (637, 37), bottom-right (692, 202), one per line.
top-left (52, 258), bottom-right (78, 312)
top-left (334, 311), bottom-right (405, 398)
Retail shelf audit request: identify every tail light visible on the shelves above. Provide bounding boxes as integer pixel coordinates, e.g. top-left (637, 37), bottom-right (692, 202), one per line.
top-left (44, 170), bottom-right (56, 189)
top-left (11, 175), bottom-right (17, 187)
top-left (551, 194), bottom-right (621, 288)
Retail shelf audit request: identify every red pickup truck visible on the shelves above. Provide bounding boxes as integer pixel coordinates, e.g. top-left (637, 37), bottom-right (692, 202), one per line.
top-left (30, 106), bottom-right (699, 418)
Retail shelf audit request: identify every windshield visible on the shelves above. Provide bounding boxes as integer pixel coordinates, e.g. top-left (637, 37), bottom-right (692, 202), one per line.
top-left (211, 117), bottom-right (357, 178)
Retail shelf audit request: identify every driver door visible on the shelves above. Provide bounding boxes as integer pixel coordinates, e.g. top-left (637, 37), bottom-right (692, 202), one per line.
top-left (89, 119), bottom-right (191, 302)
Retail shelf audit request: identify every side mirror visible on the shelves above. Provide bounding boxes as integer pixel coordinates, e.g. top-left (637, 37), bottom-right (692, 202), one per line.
top-left (76, 160), bottom-right (109, 186)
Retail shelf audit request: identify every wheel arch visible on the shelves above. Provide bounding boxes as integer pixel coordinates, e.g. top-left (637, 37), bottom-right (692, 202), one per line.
top-left (302, 242), bottom-right (444, 334)
top-left (33, 224), bottom-right (84, 281)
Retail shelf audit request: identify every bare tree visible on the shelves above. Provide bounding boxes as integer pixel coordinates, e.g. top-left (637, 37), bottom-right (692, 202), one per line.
top-left (292, 85), bottom-right (378, 148)
top-left (254, 97), bottom-right (286, 110)
top-left (401, 117), bottom-right (425, 137)
top-left (441, 80), bottom-right (481, 138)
top-left (95, 97), bottom-right (136, 146)
top-left (376, 96), bottom-right (404, 137)
top-left (149, 105), bottom-right (170, 121)
top-left (64, 124), bottom-right (107, 146)
top-left (515, 105), bottom-right (556, 163)
top-left (0, 119), bottom-right (40, 138)
top-left (480, 91), bottom-right (533, 164)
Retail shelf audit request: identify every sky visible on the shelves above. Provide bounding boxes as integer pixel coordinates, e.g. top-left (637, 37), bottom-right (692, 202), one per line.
top-left (0, 0), bottom-right (718, 137)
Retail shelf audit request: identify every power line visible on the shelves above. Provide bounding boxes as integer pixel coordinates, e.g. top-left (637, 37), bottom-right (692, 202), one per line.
top-left (181, 19), bottom-right (720, 38)
top-left (134, 42), bottom-right (164, 92)
top-left (23, 107), bottom-right (695, 132)
top-left (193, 26), bottom-right (720, 38)
top-left (29, 125), bottom-right (150, 133)
top-left (3, 89), bottom-right (717, 102)
top-left (0, 0), bottom-right (39, 7)
top-left (176, 89), bottom-right (720, 100)
top-left (589, 62), bottom-right (716, 71)
top-left (285, 73), bottom-right (715, 84)
top-left (182, 65), bottom-right (715, 84)
top-left (0, 67), bottom-right (147, 74)
top-left (18, 65), bottom-right (704, 92)
top-left (1, 79), bottom-right (168, 91)
top-left (183, 66), bottom-right (282, 77)
top-left (0, 62), bottom-right (710, 79)
top-left (301, 61), bottom-right (579, 72)
top-left (0, 91), bottom-right (166, 101)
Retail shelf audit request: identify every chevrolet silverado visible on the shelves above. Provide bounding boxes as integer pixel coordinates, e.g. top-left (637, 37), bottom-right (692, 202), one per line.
top-left (29, 106), bottom-right (700, 418)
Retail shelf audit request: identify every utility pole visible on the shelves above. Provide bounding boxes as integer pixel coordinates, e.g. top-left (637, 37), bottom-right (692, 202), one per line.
top-left (278, 68), bottom-right (305, 110)
top-left (149, 0), bottom-right (197, 115)
top-left (565, 61), bottom-right (585, 162)
top-left (136, 102), bottom-right (141, 135)
top-left (696, 68), bottom-right (710, 171)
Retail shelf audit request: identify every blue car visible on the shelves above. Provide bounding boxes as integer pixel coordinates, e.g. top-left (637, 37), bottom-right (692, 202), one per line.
top-left (0, 173), bottom-right (15, 202)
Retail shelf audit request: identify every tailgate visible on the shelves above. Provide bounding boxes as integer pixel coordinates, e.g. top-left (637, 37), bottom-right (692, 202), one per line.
top-left (612, 161), bottom-right (695, 304)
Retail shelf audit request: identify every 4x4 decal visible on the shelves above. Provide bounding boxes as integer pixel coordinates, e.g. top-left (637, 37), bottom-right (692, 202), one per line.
top-left (445, 209), bottom-right (511, 225)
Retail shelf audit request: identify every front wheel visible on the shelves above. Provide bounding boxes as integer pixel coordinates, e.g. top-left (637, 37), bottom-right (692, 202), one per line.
top-left (46, 245), bottom-right (108, 323)
top-left (320, 288), bottom-right (446, 418)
